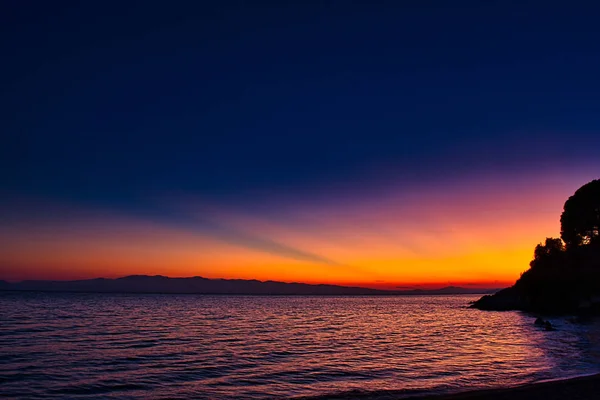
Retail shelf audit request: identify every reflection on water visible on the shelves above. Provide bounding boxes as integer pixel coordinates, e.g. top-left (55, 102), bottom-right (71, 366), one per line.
top-left (1, 293), bottom-right (599, 399)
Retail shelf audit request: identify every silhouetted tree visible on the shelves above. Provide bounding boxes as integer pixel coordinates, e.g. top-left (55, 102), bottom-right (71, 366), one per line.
top-left (474, 178), bottom-right (600, 313)
top-left (530, 237), bottom-right (565, 269)
top-left (534, 237), bottom-right (564, 258)
top-left (560, 179), bottom-right (600, 249)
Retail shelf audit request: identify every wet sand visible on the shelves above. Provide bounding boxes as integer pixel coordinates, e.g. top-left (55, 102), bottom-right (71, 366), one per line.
top-left (405, 373), bottom-right (600, 400)
top-left (310, 373), bottom-right (600, 400)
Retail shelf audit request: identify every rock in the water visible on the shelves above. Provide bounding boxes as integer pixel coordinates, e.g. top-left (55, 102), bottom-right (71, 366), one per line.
top-left (470, 287), bottom-right (524, 311)
top-left (534, 317), bottom-right (545, 326)
top-left (544, 321), bottom-right (555, 331)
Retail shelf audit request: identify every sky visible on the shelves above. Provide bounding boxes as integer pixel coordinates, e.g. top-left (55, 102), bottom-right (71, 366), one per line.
top-left (1, 1), bottom-right (600, 288)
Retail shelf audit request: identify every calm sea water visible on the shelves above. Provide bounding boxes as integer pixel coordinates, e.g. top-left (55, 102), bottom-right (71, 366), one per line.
top-left (1, 293), bottom-right (600, 399)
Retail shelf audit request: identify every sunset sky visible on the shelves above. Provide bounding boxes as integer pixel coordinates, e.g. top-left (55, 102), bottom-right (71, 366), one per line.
top-left (2, 2), bottom-right (600, 288)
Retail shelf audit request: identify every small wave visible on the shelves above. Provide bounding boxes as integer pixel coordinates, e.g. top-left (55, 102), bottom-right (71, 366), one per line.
top-left (49, 382), bottom-right (149, 395)
top-left (293, 387), bottom-right (438, 400)
top-left (2, 294), bottom-right (600, 399)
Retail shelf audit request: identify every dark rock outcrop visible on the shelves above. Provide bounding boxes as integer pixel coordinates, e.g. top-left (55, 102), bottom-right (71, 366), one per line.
top-left (471, 263), bottom-right (600, 314)
top-left (471, 287), bottom-right (525, 311)
top-left (472, 179), bottom-right (600, 315)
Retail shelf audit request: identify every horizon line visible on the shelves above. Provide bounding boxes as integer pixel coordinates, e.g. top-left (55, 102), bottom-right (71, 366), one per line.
top-left (0, 273), bottom-right (509, 291)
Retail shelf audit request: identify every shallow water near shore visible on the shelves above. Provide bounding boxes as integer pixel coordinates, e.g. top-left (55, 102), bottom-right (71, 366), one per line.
top-left (2, 293), bottom-right (600, 399)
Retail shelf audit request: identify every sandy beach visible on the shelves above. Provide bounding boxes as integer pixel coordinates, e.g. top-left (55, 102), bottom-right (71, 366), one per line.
top-left (409, 374), bottom-right (600, 400)
top-left (309, 373), bottom-right (600, 400)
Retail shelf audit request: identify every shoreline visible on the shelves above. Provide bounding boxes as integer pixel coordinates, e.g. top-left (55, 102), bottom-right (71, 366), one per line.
top-left (408, 373), bottom-right (600, 400)
top-left (309, 373), bottom-right (600, 400)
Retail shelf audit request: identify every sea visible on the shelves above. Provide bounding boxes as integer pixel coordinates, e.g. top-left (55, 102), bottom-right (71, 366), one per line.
top-left (1, 293), bottom-right (600, 399)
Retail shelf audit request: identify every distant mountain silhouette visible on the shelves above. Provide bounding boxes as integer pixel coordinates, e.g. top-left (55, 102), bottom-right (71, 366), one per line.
top-left (0, 275), bottom-right (499, 295)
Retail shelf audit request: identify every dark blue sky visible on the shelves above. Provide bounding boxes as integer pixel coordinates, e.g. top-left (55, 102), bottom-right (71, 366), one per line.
top-left (2, 1), bottom-right (600, 210)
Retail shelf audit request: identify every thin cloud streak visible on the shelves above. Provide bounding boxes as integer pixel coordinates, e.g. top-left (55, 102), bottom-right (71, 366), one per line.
top-left (153, 205), bottom-right (347, 268)
top-left (187, 218), bottom-right (342, 266)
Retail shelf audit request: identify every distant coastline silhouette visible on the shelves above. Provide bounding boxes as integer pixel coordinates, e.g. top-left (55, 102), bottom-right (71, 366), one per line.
top-left (0, 275), bottom-right (497, 296)
top-left (473, 179), bottom-right (600, 314)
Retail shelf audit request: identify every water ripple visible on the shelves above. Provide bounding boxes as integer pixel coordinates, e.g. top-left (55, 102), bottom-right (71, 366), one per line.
top-left (1, 293), bottom-right (600, 399)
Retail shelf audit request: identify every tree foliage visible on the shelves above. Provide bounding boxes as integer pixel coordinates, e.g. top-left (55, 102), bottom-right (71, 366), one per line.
top-left (534, 237), bottom-right (565, 258)
top-left (560, 179), bottom-right (600, 249)
top-left (519, 179), bottom-right (600, 305)
top-left (530, 237), bottom-right (565, 269)
top-left (475, 178), bottom-right (600, 313)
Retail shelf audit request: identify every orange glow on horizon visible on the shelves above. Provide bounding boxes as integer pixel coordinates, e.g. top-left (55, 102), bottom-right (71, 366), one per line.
top-left (1, 169), bottom-right (597, 288)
